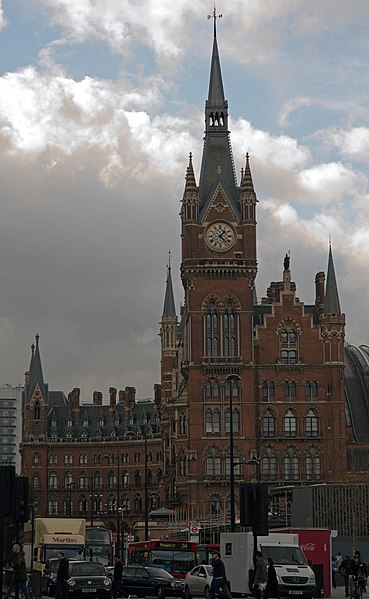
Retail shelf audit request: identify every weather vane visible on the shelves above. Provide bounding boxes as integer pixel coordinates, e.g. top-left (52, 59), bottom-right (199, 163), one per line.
top-left (207, 5), bottom-right (222, 37)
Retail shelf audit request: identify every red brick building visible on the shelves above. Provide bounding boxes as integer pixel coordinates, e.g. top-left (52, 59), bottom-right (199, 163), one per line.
top-left (22, 24), bottom-right (364, 536)
top-left (159, 24), bottom-right (349, 522)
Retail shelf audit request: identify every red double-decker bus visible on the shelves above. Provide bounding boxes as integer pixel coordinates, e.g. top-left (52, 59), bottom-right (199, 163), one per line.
top-left (128, 540), bottom-right (197, 579)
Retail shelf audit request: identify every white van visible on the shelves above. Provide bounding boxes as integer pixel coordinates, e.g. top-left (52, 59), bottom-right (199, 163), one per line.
top-left (220, 532), bottom-right (316, 598)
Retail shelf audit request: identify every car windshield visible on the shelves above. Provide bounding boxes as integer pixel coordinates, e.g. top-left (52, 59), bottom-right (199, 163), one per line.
top-left (69, 563), bottom-right (106, 577)
top-left (260, 545), bottom-right (308, 566)
top-left (146, 568), bottom-right (175, 580)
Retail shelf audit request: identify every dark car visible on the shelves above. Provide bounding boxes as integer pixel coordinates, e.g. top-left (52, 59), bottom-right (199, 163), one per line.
top-left (67, 561), bottom-right (112, 599)
top-left (122, 566), bottom-right (184, 598)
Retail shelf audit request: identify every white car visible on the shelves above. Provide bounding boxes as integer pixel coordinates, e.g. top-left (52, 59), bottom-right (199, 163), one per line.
top-left (184, 565), bottom-right (213, 599)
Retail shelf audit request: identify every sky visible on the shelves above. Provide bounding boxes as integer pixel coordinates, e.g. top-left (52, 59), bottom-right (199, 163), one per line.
top-left (1, 1), bottom-right (369, 401)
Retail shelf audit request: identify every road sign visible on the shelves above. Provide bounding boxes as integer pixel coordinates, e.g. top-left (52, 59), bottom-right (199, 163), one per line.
top-left (190, 526), bottom-right (199, 534)
top-left (127, 534), bottom-right (135, 542)
top-left (190, 535), bottom-right (199, 543)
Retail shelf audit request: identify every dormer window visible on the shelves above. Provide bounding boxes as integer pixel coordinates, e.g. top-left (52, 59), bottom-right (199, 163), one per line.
top-left (128, 415), bottom-right (134, 426)
top-left (67, 418), bottom-right (73, 428)
top-left (98, 416), bottom-right (104, 428)
top-left (83, 417), bottom-right (89, 428)
top-left (114, 416), bottom-right (120, 427)
top-left (51, 418), bottom-right (57, 428)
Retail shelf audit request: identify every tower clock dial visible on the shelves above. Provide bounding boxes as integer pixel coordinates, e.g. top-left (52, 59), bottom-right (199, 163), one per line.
top-left (205, 221), bottom-right (235, 251)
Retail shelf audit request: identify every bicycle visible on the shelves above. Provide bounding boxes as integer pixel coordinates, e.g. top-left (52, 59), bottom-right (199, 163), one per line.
top-left (351, 577), bottom-right (364, 599)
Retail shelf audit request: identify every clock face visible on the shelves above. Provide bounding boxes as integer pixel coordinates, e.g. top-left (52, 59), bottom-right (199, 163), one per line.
top-left (205, 221), bottom-right (235, 251)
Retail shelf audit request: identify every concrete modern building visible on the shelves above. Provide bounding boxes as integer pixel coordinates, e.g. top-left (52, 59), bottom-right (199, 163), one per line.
top-left (0, 384), bottom-right (23, 472)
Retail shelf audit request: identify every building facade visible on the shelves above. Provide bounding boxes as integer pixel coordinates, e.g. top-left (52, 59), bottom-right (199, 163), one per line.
top-left (0, 384), bottom-right (23, 472)
top-left (159, 23), bottom-right (350, 523)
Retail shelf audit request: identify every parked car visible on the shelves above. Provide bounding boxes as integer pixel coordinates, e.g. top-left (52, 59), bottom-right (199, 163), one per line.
top-left (67, 561), bottom-right (111, 599)
top-left (122, 565), bottom-right (184, 598)
top-left (184, 565), bottom-right (213, 599)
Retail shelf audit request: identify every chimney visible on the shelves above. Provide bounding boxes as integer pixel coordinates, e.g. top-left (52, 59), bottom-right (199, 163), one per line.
top-left (315, 271), bottom-right (325, 314)
top-left (125, 386), bottom-right (136, 411)
top-left (109, 387), bottom-right (117, 408)
top-left (68, 388), bottom-right (80, 423)
top-left (93, 391), bottom-right (103, 406)
top-left (118, 390), bottom-right (125, 404)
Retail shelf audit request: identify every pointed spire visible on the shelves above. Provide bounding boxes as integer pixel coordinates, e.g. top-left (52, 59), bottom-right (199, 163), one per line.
top-left (207, 14), bottom-right (225, 108)
top-left (162, 252), bottom-right (176, 317)
top-left (27, 334), bottom-right (48, 404)
top-left (185, 152), bottom-right (197, 190)
top-left (241, 153), bottom-right (256, 193)
top-left (324, 242), bottom-right (341, 314)
top-left (199, 15), bottom-right (238, 212)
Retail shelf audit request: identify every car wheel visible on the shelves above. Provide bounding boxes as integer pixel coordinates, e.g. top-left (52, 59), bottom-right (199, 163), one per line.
top-left (204, 585), bottom-right (210, 599)
top-left (157, 585), bottom-right (166, 599)
top-left (184, 586), bottom-right (192, 599)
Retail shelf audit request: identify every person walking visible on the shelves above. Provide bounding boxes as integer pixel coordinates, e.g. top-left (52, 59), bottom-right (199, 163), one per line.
top-left (253, 551), bottom-right (267, 599)
top-left (265, 558), bottom-right (279, 599)
top-left (112, 554), bottom-right (129, 599)
top-left (55, 551), bottom-right (69, 599)
top-left (339, 555), bottom-right (351, 598)
top-left (210, 549), bottom-right (232, 599)
top-left (4, 543), bottom-right (30, 599)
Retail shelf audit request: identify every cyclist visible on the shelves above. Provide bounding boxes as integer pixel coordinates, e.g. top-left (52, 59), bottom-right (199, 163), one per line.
top-left (348, 553), bottom-right (368, 598)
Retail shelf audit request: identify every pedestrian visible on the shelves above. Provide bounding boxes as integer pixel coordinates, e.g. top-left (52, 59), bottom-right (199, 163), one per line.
top-left (265, 558), bottom-right (279, 599)
top-left (4, 543), bottom-right (30, 599)
top-left (210, 549), bottom-right (232, 599)
top-left (112, 554), bottom-right (129, 599)
top-left (339, 555), bottom-right (351, 598)
top-left (55, 551), bottom-right (69, 599)
top-left (332, 555), bottom-right (338, 589)
top-left (253, 551), bottom-right (267, 599)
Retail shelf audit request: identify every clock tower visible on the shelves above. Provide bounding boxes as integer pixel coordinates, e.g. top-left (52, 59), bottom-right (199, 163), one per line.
top-left (166, 19), bottom-right (259, 516)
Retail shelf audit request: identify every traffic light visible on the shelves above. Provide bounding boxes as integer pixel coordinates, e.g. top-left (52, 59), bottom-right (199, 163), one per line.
top-left (15, 477), bottom-right (29, 523)
top-left (0, 465), bottom-right (16, 517)
top-left (239, 483), bottom-right (269, 535)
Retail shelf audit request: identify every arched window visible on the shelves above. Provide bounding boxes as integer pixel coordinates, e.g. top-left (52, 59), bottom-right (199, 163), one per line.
top-left (157, 469), bottom-right (162, 485)
top-left (205, 409), bottom-right (221, 434)
top-left (135, 495), bottom-right (142, 514)
top-left (262, 410), bottom-right (275, 437)
top-left (79, 496), bottom-right (88, 515)
top-left (206, 302), bottom-right (218, 357)
top-left (34, 402), bottom-right (40, 420)
top-left (223, 301), bottom-right (237, 357)
top-left (179, 455), bottom-right (188, 476)
top-left (306, 409), bottom-right (319, 437)
top-left (225, 409), bottom-right (240, 433)
top-left (205, 448), bottom-right (221, 475)
top-left (108, 471), bottom-right (116, 489)
top-left (284, 410), bottom-right (297, 437)
top-left (283, 382), bottom-right (296, 399)
top-left (262, 381), bottom-right (275, 401)
top-left (226, 455), bottom-right (240, 475)
top-left (49, 472), bottom-right (58, 490)
top-left (261, 449), bottom-right (278, 481)
top-left (79, 474), bottom-right (87, 490)
top-left (94, 472), bottom-right (103, 489)
top-left (64, 454), bottom-right (72, 465)
top-left (134, 470), bottom-right (141, 488)
top-left (147, 469), bottom-right (153, 487)
top-left (306, 450), bottom-right (321, 480)
top-left (305, 381), bottom-right (318, 398)
top-left (179, 413), bottom-right (187, 434)
top-left (33, 474), bottom-right (40, 489)
top-left (33, 454), bottom-right (40, 466)
top-left (64, 472), bottom-right (73, 488)
top-left (48, 497), bottom-right (58, 515)
top-left (135, 452), bottom-right (141, 464)
top-left (280, 328), bottom-right (298, 364)
top-left (123, 471), bottom-right (129, 488)
top-left (284, 448), bottom-right (299, 481)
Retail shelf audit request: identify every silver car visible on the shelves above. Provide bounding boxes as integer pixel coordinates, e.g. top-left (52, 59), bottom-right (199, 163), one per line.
top-left (184, 565), bottom-right (213, 599)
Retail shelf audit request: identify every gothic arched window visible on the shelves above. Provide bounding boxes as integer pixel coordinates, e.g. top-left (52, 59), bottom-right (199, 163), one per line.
top-left (34, 402), bottom-right (40, 420)
top-left (284, 448), bottom-right (299, 481)
top-left (280, 328), bottom-right (298, 364)
top-left (306, 409), bottom-right (319, 437)
top-left (225, 408), bottom-right (240, 433)
top-left (284, 410), bottom-right (297, 437)
top-left (49, 471), bottom-right (58, 490)
top-left (205, 448), bottom-right (221, 475)
top-left (262, 409), bottom-right (275, 437)
top-left (261, 449), bottom-right (278, 481)
top-left (306, 450), bottom-right (321, 480)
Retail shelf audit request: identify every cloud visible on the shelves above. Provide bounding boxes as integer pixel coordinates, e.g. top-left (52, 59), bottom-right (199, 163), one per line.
top-left (0, 1), bottom-right (6, 29)
top-left (297, 162), bottom-right (364, 202)
top-left (321, 126), bottom-right (369, 162)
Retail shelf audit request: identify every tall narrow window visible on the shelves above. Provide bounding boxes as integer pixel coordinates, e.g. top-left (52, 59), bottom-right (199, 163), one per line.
top-left (262, 410), bottom-right (275, 437)
top-left (280, 328), bottom-right (298, 364)
top-left (306, 409), bottom-right (319, 437)
top-left (34, 402), bottom-right (40, 420)
top-left (223, 301), bottom-right (237, 357)
top-left (284, 410), bottom-right (297, 437)
top-left (306, 450), bottom-right (321, 480)
top-left (284, 449), bottom-right (299, 481)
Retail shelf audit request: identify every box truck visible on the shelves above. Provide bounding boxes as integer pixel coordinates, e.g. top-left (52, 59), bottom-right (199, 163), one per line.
top-left (220, 532), bottom-right (316, 598)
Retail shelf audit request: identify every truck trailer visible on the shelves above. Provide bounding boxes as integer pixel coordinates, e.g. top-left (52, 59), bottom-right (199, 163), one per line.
top-left (220, 532), bottom-right (316, 598)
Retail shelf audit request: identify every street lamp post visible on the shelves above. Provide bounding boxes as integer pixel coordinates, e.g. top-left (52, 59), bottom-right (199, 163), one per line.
top-left (103, 453), bottom-right (121, 556)
top-left (225, 373), bottom-right (241, 533)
